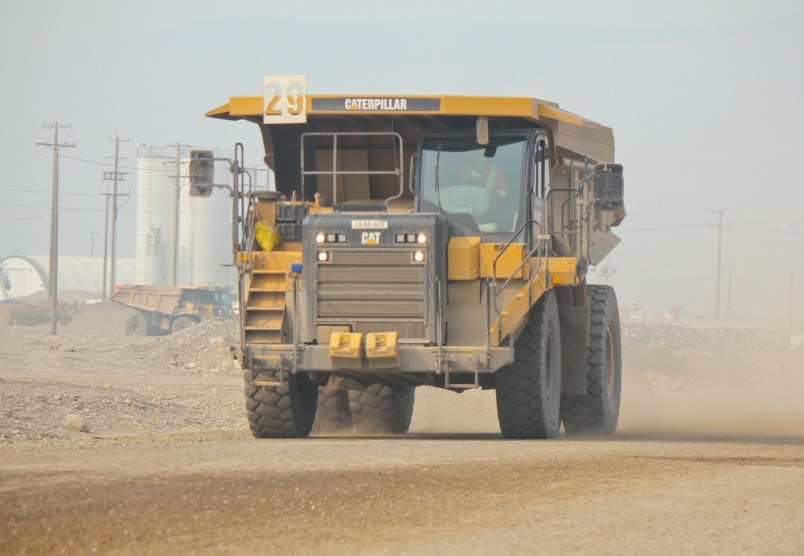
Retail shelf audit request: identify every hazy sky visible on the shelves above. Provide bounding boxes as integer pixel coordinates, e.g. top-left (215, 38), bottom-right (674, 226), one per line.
top-left (1, 0), bottom-right (802, 320)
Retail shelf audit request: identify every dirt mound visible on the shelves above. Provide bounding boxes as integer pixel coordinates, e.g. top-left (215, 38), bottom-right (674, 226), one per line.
top-left (0, 300), bottom-right (136, 336)
top-left (125, 318), bottom-right (240, 377)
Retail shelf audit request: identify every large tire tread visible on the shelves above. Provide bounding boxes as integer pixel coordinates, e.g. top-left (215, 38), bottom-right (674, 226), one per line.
top-left (244, 370), bottom-right (318, 438)
top-left (313, 388), bottom-right (353, 434)
top-left (349, 384), bottom-right (415, 435)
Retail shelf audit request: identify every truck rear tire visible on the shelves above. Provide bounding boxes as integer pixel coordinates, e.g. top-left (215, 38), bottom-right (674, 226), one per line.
top-left (495, 289), bottom-right (562, 439)
top-left (171, 315), bottom-right (197, 333)
top-left (313, 388), bottom-right (353, 434)
top-left (125, 313), bottom-right (150, 336)
top-left (349, 384), bottom-right (415, 434)
top-left (244, 370), bottom-right (318, 438)
top-left (560, 285), bottom-right (622, 435)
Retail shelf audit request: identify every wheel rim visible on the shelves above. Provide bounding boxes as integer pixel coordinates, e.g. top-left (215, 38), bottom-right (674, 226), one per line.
top-left (605, 324), bottom-right (615, 400)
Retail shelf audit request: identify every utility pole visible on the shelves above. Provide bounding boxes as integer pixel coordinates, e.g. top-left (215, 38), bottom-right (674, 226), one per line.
top-left (36, 122), bottom-right (75, 335)
top-left (101, 191), bottom-right (113, 300)
top-left (103, 133), bottom-right (128, 295)
top-left (726, 266), bottom-right (733, 319)
top-left (711, 209), bottom-right (728, 319)
top-left (165, 143), bottom-right (191, 285)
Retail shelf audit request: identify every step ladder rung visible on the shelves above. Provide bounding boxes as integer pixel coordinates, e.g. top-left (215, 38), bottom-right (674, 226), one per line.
top-left (252, 380), bottom-right (281, 387)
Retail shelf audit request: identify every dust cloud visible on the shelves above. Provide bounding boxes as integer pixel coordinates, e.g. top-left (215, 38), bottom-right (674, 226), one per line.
top-left (617, 322), bottom-right (804, 439)
top-left (3, 300), bottom-right (801, 441)
top-left (410, 321), bottom-right (804, 439)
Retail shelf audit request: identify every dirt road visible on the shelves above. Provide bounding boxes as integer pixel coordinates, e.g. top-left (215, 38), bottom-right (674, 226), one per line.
top-left (1, 305), bottom-right (803, 554)
top-left (2, 433), bottom-right (802, 555)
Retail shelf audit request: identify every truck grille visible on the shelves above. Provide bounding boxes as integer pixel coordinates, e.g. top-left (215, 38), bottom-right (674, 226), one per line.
top-left (316, 249), bottom-right (428, 341)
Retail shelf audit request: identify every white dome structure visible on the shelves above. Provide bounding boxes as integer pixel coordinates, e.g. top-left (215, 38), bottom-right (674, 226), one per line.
top-left (0, 256), bottom-right (135, 300)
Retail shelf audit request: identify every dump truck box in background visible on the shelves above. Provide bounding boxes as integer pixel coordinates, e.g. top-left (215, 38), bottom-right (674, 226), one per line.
top-left (111, 284), bottom-right (232, 336)
top-left (190, 77), bottom-right (626, 440)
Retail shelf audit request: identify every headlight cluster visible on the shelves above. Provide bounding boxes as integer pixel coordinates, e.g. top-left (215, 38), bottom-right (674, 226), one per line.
top-left (315, 232), bottom-right (347, 244)
top-left (395, 233), bottom-right (427, 244)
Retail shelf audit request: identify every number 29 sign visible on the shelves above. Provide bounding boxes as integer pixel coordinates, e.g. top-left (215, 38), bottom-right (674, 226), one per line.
top-left (263, 75), bottom-right (307, 124)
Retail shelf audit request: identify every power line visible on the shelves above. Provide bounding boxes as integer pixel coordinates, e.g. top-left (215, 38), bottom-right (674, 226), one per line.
top-left (60, 153), bottom-right (153, 172)
top-left (0, 186), bottom-right (103, 197)
top-left (626, 210), bottom-right (712, 216)
top-left (0, 213), bottom-right (49, 221)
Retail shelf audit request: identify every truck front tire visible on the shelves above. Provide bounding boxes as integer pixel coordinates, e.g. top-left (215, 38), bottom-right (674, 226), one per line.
top-left (244, 370), bottom-right (318, 438)
top-left (495, 289), bottom-right (562, 439)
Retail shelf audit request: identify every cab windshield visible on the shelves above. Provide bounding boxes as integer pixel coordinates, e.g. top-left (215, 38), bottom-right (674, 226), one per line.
top-left (419, 134), bottom-right (527, 235)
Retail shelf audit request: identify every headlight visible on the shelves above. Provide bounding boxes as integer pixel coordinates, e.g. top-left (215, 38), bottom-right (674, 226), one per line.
top-left (318, 252), bottom-right (329, 262)
top-left (315, 232), bottom-right (326, 244)
top-left (416, 233), bottom-right (427, 244)
top-left (413, 250), bottom-right (425, 262)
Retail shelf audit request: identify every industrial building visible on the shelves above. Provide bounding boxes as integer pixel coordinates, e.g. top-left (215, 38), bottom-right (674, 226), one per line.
top-left (1, 144), bottom-right (238, 301)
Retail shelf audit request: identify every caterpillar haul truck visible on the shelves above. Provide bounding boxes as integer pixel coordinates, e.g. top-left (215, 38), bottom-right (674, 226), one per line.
top-left (189, 76), bottom-right (626, 439)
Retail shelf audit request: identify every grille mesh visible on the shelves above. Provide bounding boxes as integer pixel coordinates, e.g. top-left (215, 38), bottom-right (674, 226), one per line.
top-left (319, 265), bottom-right (423, 283)
top-left (316, 248), bottom-right (428, 340)
top-left (330, 250), bottom-right (413, 265)
top-left (354, 321), bottom-right (427, 338)
top-left (319, 300), bottom-right (424, 319)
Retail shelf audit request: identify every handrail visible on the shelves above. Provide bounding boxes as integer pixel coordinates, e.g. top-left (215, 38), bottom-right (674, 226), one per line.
top-left (299, 131), bottom-right (404, 208)
top-left (492, 218), bottom-right (540, 292)
top-left (237, 147), bottom-right (255, 353)
top-left (487, 219), bottom-right (544, 345)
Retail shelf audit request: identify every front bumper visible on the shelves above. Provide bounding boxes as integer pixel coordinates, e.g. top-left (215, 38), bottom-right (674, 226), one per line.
top-left (237, 343), bottom-right (515, 376)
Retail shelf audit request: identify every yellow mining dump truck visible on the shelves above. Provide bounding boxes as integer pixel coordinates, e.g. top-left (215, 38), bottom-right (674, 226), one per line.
top-left (111, 284), bottom-right (233, 336)
top-left (190, 76), bottom-right (626, 439)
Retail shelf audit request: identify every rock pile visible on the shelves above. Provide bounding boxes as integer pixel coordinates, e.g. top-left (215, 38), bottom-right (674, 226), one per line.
top-left (124, 318), bottom-right (240, 376)
top-left (622, 323), bottom-right (782, 354)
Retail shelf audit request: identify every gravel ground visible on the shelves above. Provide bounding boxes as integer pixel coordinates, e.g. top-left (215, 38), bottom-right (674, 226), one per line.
top-left (1, 304), bottom-right (802, 554)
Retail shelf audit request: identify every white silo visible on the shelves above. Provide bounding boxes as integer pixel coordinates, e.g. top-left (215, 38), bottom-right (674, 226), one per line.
top-left (136, 145), bottom-right (235, 289)
top-left (178, 149), bottom-right (234, 288)
top-left (135, 145), bottom-right (176, 285)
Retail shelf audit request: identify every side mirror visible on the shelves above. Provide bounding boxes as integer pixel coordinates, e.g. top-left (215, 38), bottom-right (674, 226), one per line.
top-left (593, 163), bottom-right (624, 210)
top-left (189, 149), bottom-right (215, 197)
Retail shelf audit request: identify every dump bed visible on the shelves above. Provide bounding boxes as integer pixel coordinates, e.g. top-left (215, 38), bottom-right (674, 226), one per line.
top-left (111, 284), bottom-right (186, 315)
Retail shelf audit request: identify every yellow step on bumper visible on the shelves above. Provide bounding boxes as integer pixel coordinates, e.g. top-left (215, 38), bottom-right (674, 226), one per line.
top-left (329, 332), bottom-right (401, 370)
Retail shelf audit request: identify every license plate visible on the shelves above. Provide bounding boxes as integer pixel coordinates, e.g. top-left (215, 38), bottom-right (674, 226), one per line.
top-left (351, 220), bottom-right (388, 230)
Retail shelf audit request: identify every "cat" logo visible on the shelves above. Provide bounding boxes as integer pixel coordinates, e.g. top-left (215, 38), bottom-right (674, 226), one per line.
top-left (361, 231), bottom-right (381, 245)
